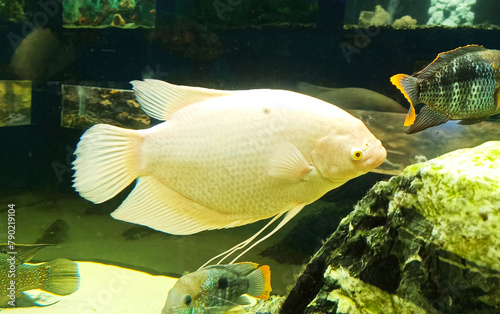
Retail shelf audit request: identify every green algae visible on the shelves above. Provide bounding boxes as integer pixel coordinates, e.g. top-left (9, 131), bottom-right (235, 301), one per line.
top-left (394, 141), bottom-right (500, 271)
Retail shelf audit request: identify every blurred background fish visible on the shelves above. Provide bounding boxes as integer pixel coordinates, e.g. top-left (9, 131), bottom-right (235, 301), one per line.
top-left (147, 21), bottom-right (222, 61)
top-left (391, 45), bottom-right (500, 133)
top-left (297, 82), bottom-right (406, 114)
top-left (9, 27), bottom-right (77, 83)
top-left (0, 244), bottom-right (80, 308)
top-left (162, 262), bottom-right (271, 314)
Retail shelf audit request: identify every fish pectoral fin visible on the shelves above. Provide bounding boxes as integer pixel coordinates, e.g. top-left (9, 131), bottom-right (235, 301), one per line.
top-left (130, 80), bottom-right (236, 121)
top-left (234, 296), bottom-right (251, 306)
top-left (406, 105), bottom-right (449, 134)
top-left (268, 139), bottom-right (312, 181)
top-left (110, 176), bottom-right (263, 235)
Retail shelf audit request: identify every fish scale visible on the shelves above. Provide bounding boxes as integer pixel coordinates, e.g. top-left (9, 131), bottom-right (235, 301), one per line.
top-left (419, 57), bottom-right (497, 116)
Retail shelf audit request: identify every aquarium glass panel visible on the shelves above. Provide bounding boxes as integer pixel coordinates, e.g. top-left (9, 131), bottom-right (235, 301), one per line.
top-left (61, 85), bottom-right (150, 129)
top-left (0, 81), bottom-right (31, 127)
top-left (63, 0), bottom-right (156, 28)
top-left (344, 0), bottom-right (500, 29)
top-left (0, 0), bottom-right (26, 23)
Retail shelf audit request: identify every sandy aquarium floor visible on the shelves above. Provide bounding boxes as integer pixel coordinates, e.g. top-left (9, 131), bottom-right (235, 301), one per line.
top-left (1, 261), bottom-right (176, 314)
top-left (0, 191), bottom-right (322, 311)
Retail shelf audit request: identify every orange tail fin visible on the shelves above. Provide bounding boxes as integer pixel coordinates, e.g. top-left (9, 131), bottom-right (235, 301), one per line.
top-left (247, 264), bottom-right (272, 299)
top-left (255, 265), bottom-right (272, 299)
top-left (390, 74), bottom-right (418, 126)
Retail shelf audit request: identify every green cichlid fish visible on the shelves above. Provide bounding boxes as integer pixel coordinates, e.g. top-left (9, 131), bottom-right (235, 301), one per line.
top-left (162, 262), bottom-right (271, 314)
top-left (0, 244), bottom-right (80, 307)
top-left (391, 45), bottom-right (500, 133)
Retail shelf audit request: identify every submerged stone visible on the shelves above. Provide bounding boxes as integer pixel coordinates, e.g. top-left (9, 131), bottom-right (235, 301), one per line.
top-left (281, 141), bottom-right (500, 314)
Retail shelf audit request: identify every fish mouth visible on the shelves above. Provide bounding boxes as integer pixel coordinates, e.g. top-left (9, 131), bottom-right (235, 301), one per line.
top-left (365, 141), bottom-right (387, 169)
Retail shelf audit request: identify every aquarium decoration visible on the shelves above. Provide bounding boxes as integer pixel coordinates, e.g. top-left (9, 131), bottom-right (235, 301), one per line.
top-left (427, 0), bottom-right (475, 26)
top-left (61, 85), bottom-right (150, 130)
top-left (345, 0), bottom-right (490, 29)
top-left (63, 0), bottom-right (156, 28)
top-left (0, 81), bottom-right (31, 127)
top-left (348, 2), bottom-right (419, 29)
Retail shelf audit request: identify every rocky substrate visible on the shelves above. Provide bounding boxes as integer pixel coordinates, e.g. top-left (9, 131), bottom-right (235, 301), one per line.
top-left (281, 141), bottom-right (500, 314)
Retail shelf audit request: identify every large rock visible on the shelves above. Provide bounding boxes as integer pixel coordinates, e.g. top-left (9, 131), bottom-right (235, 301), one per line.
top-left (281, 141), bottom-right (500, 314)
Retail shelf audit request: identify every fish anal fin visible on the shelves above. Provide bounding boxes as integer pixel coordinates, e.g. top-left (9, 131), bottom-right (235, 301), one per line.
top-left (268, 140), bottom-right (312, 181)
top-left (458, 118), bottom-right (483, 125)
top-left (406, 105), bottom-right (449, 134)
top-left (131, 80), bottom-right (236, 121)
top-left (390, 74), bottom-right (419, 126)
top-left (110, 176), bottom-right (267, 235)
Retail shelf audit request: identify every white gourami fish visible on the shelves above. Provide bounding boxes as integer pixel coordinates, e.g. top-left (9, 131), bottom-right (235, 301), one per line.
top-left (72, 80), bottom-right (386, 261)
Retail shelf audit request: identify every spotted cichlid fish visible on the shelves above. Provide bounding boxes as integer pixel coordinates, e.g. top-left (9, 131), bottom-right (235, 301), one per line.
top-left (0, 244), bottom-right (79, 307)
top-left (162, 262), bottom-right (271, 314)
top-left (391, 45), bottom-right (500, 133)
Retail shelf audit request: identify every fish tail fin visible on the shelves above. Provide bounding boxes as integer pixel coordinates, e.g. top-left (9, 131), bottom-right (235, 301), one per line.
top-left (390, 74), bottom-right (419, 126)
top-left (247, 265), bottom-right (272, 299)
top-left (73, 124), bottom-right (143, 203)
top-left (40, 259), bottom-right (80, 295)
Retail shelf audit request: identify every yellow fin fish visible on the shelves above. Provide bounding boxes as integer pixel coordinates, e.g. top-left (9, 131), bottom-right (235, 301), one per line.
top-left (391, 45), bottom-right (500, 133)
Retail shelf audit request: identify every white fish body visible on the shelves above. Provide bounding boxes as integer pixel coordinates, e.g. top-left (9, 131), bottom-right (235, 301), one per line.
top-left (73, 80), bottom-right (386, 235)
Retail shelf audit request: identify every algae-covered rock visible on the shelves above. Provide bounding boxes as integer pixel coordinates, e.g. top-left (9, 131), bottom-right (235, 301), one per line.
top-left (281, 141), bottom-right (500, 314)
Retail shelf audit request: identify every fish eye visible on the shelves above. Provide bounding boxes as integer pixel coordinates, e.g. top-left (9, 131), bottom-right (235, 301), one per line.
top-left (184, 295), bottom-right (192, 306)
top-left (351, 148), bottom-right (363, 161)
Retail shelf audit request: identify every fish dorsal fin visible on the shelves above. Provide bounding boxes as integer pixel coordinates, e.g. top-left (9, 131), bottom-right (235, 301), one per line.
top-left (268, 139), bottom-right (313, 181)
top-left (202, 262), bottom-right (258, 275)
top-left (0, 243), bottom-right (53, 262)
top-left (131, 80), bottom-right (236, 121)
top-left (417, 45), bottom-right (486, 80)
top-left (221, 262), bottom-right (259, 276)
